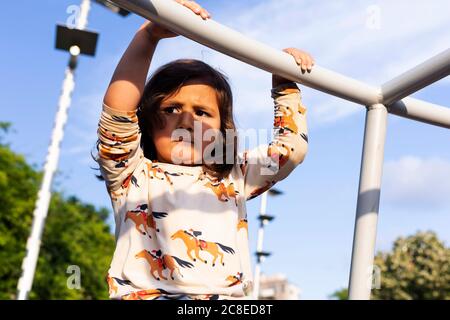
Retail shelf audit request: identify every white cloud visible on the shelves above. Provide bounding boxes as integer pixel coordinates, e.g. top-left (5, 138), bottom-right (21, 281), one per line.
top-left (307, 95), bottom-right (361, 126)
top-left (382, 156), bottom-right (450, 210)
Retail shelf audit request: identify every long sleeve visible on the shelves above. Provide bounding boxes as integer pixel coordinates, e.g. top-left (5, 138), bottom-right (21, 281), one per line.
top-left (96, 103), bottom-right (144, 193)
top-left (238, 82), bottom-right (308, 201)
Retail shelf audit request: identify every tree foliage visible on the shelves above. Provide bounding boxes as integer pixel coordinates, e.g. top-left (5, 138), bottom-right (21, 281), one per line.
top-left (330, 231), bottom-right (450, 300)
top-left (0, 130), bottom-right (114, 299)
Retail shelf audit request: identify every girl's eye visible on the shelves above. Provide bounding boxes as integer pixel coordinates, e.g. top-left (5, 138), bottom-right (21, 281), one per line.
top-left (162, 106), bottom-right (210, 117)
top-left (162, 106), bottom-right (179, 114)
top-left (196, 110), bottom-right (210, 117)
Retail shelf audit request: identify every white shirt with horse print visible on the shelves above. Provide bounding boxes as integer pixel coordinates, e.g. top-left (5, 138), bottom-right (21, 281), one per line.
top-left (96, 82), bottom-right (308, 300)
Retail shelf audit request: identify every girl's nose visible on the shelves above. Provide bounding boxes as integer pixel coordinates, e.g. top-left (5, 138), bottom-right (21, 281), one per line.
top-left (177, 111), bottom-right (194, 132)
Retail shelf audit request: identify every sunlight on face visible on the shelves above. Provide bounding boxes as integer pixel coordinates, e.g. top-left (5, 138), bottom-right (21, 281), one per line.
top-left (151, 80), bottom-right (222, 165)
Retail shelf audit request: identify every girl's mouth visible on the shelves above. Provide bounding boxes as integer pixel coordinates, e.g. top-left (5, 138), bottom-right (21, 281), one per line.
top-left (177, 136), bottom-right (194, 144)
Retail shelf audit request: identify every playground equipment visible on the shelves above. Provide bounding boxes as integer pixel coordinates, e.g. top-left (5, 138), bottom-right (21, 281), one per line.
top-left (104, 0), bottom-right (449, 300)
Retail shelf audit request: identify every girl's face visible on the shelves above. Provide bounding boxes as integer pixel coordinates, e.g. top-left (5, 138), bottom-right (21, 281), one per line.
top-left (151, 80), bottom-right (222, 165)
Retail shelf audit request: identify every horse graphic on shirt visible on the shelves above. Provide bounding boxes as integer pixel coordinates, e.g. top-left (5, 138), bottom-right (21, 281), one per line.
top-left (146, 163), bottom-right (174, 185)
top-left (125, 204), bottom-right (168, 237)
top-left (237, 219), bottom-right (248, 234)
top-left (171, 229), bottom-right (235, 267)
top-left (135, 249), bottom-right (194, 281)
top-left (274, 104), bottom-right (299, 134)
top-left (106, 274), bottom-right (132, 295)
top-left (225, 272), bottom-right (243, 287)
top-left (267, 141), bottom-right (293, 169)
top-left (121, 288), bottom-right (172, 300)
top-left (247, 180), bottom-right (276, 201)
top-left (203, 181), bottom-right (239, 205)
top-left (153, 249), bottom-right (194, 280)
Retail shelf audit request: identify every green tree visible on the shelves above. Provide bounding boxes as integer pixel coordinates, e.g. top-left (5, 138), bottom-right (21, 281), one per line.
top-left (0, 124), bottom-right (40, 299)
top-left (330, 231), bottom-right (450, 300)
top-left (0, 127), bottom-right (115, 299)
top-left (329, 288), bottom-right (348, 300)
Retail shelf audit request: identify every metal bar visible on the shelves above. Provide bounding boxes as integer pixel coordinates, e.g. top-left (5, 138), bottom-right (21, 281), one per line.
top-left (348, 104), bottom-right (388, 300)
top-left (388, 96), bottom-right (450, 129)
top-left (112, 0), bottom-right (381, 105)
top-left (381, 49), bottom-right (450, 105)
top-left (108, 0), bottom-right (450, 128)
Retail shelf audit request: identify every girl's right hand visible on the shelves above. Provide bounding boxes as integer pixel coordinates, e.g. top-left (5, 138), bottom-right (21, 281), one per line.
top-left (140, 0), bottom-right (211, 41)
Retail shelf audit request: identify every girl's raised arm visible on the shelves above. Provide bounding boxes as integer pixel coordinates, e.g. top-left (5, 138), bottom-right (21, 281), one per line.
top-left (103, 1), bottom-right (211, 112)
top-left (239, 82), bottom-right (309, 201)
top-left (103, 23), bottom-right (161, 112)
top-left (97, 22), bottom-right (168, 193)
top-left (238, 48), bottom-right (313, 201)
top-left (97, 2), bottom-right (211, 193)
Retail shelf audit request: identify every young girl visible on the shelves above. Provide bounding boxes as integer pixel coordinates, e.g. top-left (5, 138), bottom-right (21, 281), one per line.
top-left (96, 0), bottom-right (313, 300)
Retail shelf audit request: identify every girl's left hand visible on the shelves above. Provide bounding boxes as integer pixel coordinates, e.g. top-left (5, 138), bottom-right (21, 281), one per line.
top-left (273, 48), bottom-right (315, 86)
top-left (142, 0), bottom-right (211, 40)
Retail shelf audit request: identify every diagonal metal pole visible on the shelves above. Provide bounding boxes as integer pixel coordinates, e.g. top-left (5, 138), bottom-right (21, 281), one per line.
top-left (108, 0), bottom-right (450, 128)
top-left (382, 48), bottom-right (450, 105)
top-left (348, 103), bottom-right (388, 300)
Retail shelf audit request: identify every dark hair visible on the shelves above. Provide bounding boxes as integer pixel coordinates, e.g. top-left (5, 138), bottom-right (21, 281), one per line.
top-left (138, 58), bottom-right (238, 181)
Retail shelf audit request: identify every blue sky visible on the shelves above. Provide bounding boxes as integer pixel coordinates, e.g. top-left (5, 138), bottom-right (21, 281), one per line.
top-left (1, 0), bottom-right (449, 299)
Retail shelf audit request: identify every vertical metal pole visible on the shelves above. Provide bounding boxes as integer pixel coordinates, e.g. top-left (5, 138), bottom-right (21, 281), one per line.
top-left (16, 0), bottom-right (91, 300)
top-left (252, 191), bottom-right (268, 299)
top-left (348, 103), bottom-right (388, 300)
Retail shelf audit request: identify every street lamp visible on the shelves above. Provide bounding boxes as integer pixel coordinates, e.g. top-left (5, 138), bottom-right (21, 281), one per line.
top-left (252, 188), bottom-right (283, 299)
top-left (16, 0), bottom-right (129, 300)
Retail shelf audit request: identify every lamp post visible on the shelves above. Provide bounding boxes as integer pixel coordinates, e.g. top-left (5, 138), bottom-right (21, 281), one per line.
top-left (16, 0), bottom-right (128, 300)
top-left (252, 188), bottom-right (283, 300)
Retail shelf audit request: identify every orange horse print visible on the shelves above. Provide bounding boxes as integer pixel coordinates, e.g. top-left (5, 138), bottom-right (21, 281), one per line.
top-left (146, 163), bottom-right (173, 185)
top-left (248, 180), bottom-right (275, 200)
top-left (106, 274), bottom-right (132, 295)
top-left (135, 249), bottom-right (167, 281)
top-left (125, 204), bottom-right (168, 237)
top-left (98, 143), bottom-right (131, 163)
top-left (274, 105), bottom-right (299, 135)
top-left (267, 141), bottom-right (293, 168)
top-left (225, 272), bottom-right (243, 287)
top-left (204, 181), bottom-right (239, 205)
top-left (152, 249), bottom-right (195, 280)
top-left (122, 288), bottom-right (171, 300)
top-left (125, 204), bottom-right (152, 237)
top-left (135, 249), bottom-right (194, 281)
top-left (121, 173), bottom-right (138, 190)
top-left (106, 274), bottom-right (118, 295)
top-left (171, 229), bottom-right (235, 267)
top-left (237, 219), bottom-right (248, 234)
